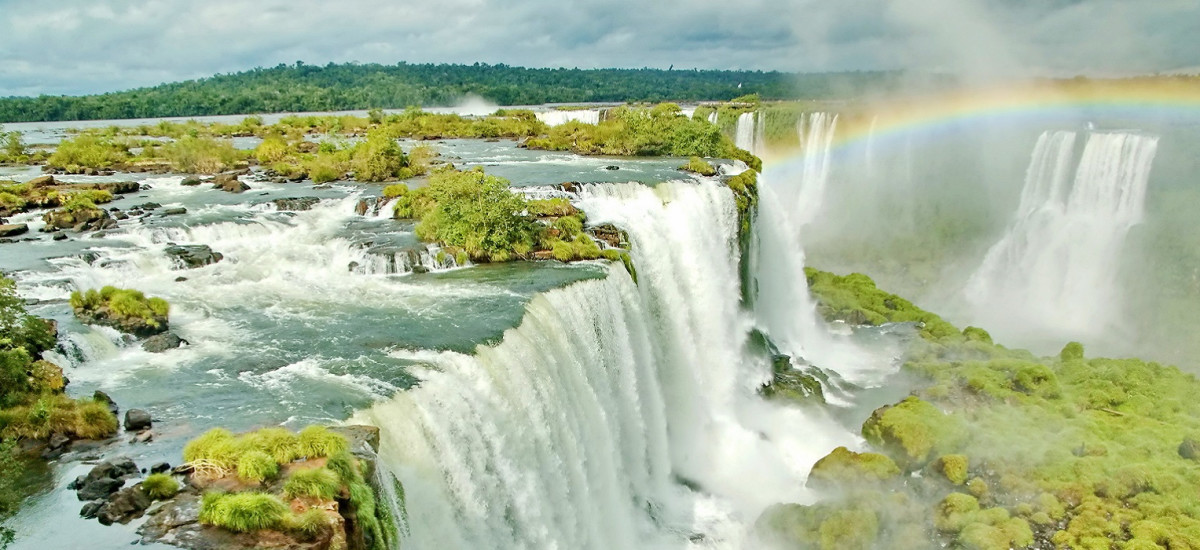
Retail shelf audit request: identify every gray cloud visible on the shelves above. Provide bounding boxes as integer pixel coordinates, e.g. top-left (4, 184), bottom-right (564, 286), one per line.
top-left (0, 0), bottom-right (1196, 96)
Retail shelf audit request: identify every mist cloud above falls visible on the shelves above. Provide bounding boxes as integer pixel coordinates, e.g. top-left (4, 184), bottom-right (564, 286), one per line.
top-left (0, 0), bottom-right (1197, 96)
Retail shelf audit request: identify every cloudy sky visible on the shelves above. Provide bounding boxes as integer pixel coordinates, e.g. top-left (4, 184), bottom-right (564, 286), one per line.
top-left (0, 0), bottom-right (1197, 97)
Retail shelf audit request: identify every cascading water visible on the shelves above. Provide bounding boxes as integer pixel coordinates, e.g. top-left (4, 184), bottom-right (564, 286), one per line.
top-left (535, 109), bottom-right (602, 126)
top-left (355, 179), bottom-right (856, 549)
top-left (964, 130), bottom-right (1159, 340)
top-left (734, 112), bottom-right (765, 156)
top-left (771, 112), bottom-right (839, 231)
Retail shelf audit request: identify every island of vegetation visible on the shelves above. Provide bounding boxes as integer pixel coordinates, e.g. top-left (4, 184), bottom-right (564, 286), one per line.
top-left (755, 268), bottom-right (1200, 550)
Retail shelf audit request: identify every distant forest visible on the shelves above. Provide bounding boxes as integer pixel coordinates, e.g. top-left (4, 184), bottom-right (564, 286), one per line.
top-left (0, 62), bottom-right (903, 123)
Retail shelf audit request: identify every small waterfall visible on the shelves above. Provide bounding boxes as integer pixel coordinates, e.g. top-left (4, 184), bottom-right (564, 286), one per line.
top-left (965, 130), bottom-right (1159, 338)
top-left (735, 112), bottom-right (757, 154)
top-left (356, 180), bottom-right (853, 549)
top-left (535, 109), bottom-right (602, 126)
top-left (708, 111), bottom-right (718, 124)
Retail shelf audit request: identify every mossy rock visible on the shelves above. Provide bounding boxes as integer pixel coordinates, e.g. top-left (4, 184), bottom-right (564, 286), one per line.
top-left (69, 286), bottom-right (169, 337)
top-left (934, 454), bottom-right (969, 485)
top-left (762, 355), bottom-right (826, 405)
top-left (807, 447), bottom-right (901, 489)
top-left (1178, 438), bottom-right (1200, 460)
top-left (861, 396), bottom-right (966, 468)
top-left (755, 502), bottom-right (879, 550)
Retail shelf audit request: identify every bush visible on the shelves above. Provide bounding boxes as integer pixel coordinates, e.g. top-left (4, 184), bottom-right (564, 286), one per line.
top-left (286, 508), bottom-right (331, 541)
top-left (240, 427), bottom-right (301, 464)
top-left (527, 198), bottom-right (578, 217)
top-left (297, 425), bottom-right (348, 458)
top-left (680, 156), bottom-right (717, 176)
top-left (161, 136), bottom-right (243, 174)
top-left (199, 492), bottom-right (288, 533)
top-left (0, 394), bottom-right (118, 440)
top-left (382, 184), bottom-right (408, 199)
top-left (412, 168), bottom-right (540, 261)
top-left (141, 473), bottom-right (180, 500)
top-left (47, 134), bottom-right (129, 170)
top-left (283, 467), bottom-right (341, 500)
top-left (183, 428), bottom-right (239, 468)
top-left (351, 130), bottom-right (408, 181)
top-left (236, 450), bottom-right (279, 483)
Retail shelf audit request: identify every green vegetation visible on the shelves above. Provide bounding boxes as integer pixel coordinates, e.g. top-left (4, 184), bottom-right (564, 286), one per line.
top-left (159, 136), bottom-right (245, 174)
top-left (283, 467), bottom-right (341, 500)
top-left (0, 277), bottom-right (119, 545)
top-left (390, 167), bottom-right (608, 263)
top-left (46, 134), bottom-right (130, 172)
top-left (141, 473), bottom-right (180, 500)
top-left (0, 62), bottom-right (907, 123)
top-left (199, 491), bottom-right (289, 533)
top-left (806, 447), bottom-right (900, 489)
top-left (69, 286), bottom-right (170, 335)
top-left (758, 268), bottom-right (1200, 549)
top-left (184, 426), bottom-right (394, 550)
top-left (679, 156), bottom-right (717, 176)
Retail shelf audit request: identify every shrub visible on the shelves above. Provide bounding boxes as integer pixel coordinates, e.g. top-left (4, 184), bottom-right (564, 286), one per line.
top-left (141, 474), bottom-right (180, 500)
top-left (236, 450), bottom-right (279, 483)
top-left (413, 168), bottom-right (540, 261)
top-left (0, 192), bottom-right (27, 212)
top-left (184, 428), bottom-right (239, 468)
top-left (47, 134), bottom-right (129, 170)
top-left (351, 131), bottom-right (408, 181)
top-left (382, 184), bottom-right (408, 199)
top-left (254, 137), bottom-right (290, 164)
top-left (680, 156), bottom-right (717, 176)
top-left (527, 198), bottom-right (577, 217)
top-left (286, 508), bottom-right (331, 541)
top-left (283, 467), bottom-right (342, 500)
top-left (297, 425), bottom-right (348, 458)
top-left (199, 492), bottom-right (287, 533)
top-left (239, 427), bottom-right (301, 464)
top-left (0, 394), bottom-right (117, 440)
top-left (161, 136), bottom-right (243, 174)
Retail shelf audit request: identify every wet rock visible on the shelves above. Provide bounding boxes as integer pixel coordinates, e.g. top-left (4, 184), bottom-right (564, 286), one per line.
top-left (180, 176), bottom-right (201, 187)
top-left (160, 207), bottom-right (188, 216)
top-left (174, 277), bottom-right (187, 282)
top-left (93, 390), bottom-right (119, 417)
top-left (0, 223), bottom-right (28, 238)
top-left (272, 197), bottom-right (321, 211)
top-left (48, 433), bottom-right (71, 450)
top-left (355, 199), bottom-right (369, 216)
top-left (164, 244), bottom-right (223, 268)
top-left (604, 165), bottom-right (620, 171)
top-left (589, 223), bottom-right (626, 249)
top-left (113, 211), bottom-right (129, 220)
top-left (124, 409), bottom-right (152, 432)
top-left (77, 475), bottom-right (125, 501)
top-left (142, 332), bottom-right (186, 353)
top-left (97, 485), bottom-right (152, 525)
top-left (137, 202), bottom-right (162, 211)
top-left (150, 462), bottom-right (171, 475)
top-left (52, 232), bottom-right (68, 241)
top-left (80, 500), bottom-right (104, 519)
top-left (43, 206), bottom-right (112, 232)
top-left (131, 430), bottom-right (154, 444)
top-left (212, 172), bottom-right (250, 193)
top-left (27, 175), bottom-right (55, 188)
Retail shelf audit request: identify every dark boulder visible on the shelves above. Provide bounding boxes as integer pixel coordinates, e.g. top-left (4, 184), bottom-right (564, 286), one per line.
top-left (604, 165), bottom-right (620, 171)
top-left (43, 207), bottom-right (112, 232)
top-left (272, 197), bottom-right (321, 212)
top-left (180, 177), bottom-right (201, 187)
top-left (164, 244), bottom-right (223, 268)
top-left (142, 332), bottom-right (186, 353)
top-left (0, 224), bottom-right (28, 238)
top-left (150, 462), bottom-right (171, 475)
top-left (355, 199), bottom-right (369, 216)
top-left (96, 485), bottom-right (152, 525)
top-left (124, 409), bottom-right (152, 432)
top-left (53, 232), bottom-right (68, 241)
top-left (212, 173), bottom-right (249, 193)
top-left (77, 475), bottom-right (125, 501)
top-left (160, 207), bottom-right (187, 216)
top-left (136, 202), bottom-right (161, 211)
top-left (80, 500), bottom-right (104, 519)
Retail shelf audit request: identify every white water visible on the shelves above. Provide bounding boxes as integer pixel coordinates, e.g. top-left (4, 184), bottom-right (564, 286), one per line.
top-left (734, 112), bottom-right (765, 156)
top-left (965, 130), bottom-right (1159, 339)
top-left (536, 109), bottom-right (602, 127)
top-left (356, 180), bottom-right (856, 549)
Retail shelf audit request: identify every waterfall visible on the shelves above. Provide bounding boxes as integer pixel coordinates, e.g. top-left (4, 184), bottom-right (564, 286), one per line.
top-left (772, 112), bottom-right (839, 230)
top-left (535, 109), bottom-right (602, 126)
top-left (734, 112), bottom-right (757, 155)
top-left (355, 180), bottom-right (854, 549)
top-left (708, 111), bottom-right (718, 124)
top-left (965, 130), bottom-right (1158, 338)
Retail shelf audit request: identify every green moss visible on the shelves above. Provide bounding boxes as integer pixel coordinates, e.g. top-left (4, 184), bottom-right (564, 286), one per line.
top-left (141, 474), bottom-right (180, 500)
top-left (862, 396), bottom-right (966, 467)
top-left (198, 492), bottom-right (288, 533)
top-left (1061, 341), bottom-right (1086, 362)
top-left (937, 454), bottom-right (969, 485)
top-left (679, 156), bottom-right (717, 176)
top-left (805, 269), bottom-right (960, 340)
top-left (807, 446), bottom-right (900, 489)
top-left (818, 508), bottom-right (878, 550)
top-left (285, 508), bottom-right (331, 541)
top-left (283, 467), bottom-right (341, 500)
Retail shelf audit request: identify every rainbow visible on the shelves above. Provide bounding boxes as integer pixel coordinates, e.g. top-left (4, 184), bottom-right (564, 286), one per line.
top-left (761, 79), bottom-right (1200, 161)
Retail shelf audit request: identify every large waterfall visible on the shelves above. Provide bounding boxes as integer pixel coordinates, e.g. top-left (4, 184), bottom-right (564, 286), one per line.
top-left (965, 130), bottom-right (1159, 339)
top-left (355, 180), bottom-right (855, 549)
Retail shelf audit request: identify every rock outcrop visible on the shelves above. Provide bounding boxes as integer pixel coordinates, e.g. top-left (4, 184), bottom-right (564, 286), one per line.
top-left (142, 332), bottom-right (186, 353)
top-left (272, 197), bottom-right (321, 211)
top-left (165, 245), bottom-right (224, 268)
